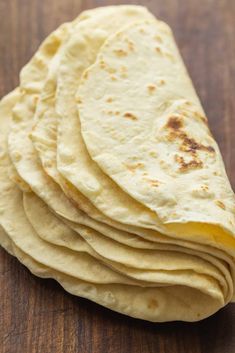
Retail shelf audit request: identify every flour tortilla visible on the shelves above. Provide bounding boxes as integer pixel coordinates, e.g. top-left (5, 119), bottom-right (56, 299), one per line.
top-left (78, 20), bottom-right (235, 251)
top-left (10, 5), bottom-right (235, 264)
top-left (1, 234), bottom-right (224, 323)
top-left (29, 9), bottom-right (235, 268)
top-left (1, 90), bottom-right (227, 322)
top-left (1, 7), bottom-right (235, 322)
top-left (54, 7), bottom-right (160, 227)
top-left (7, 5), bottom-right (164, 239)
top-left (8, 4), bottom-right (204, 261)
top-left (31, 5), bottom-right (162, 229)
top-left (23, 191), bottom-right (231, 298)
top-left (7, 20), bottom-right (86, 224)
top-left (24, 188), bottom-right (235, 292)
top-left (10, 8), bottom-right (235, 292)
top-left (1, 92), bottom-right (152, 287)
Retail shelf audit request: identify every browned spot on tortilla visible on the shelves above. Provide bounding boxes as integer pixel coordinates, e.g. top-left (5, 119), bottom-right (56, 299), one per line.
top-left (106, 97), bottom-right (113, 103)
top-left (77, 97), bottom-right (82, 104)
top-left (147, 299), bottom-right (159, 309)
top-left (124, 162), bottom-right (144, 172)
top-left (175, 155), bottom-right (203, 172)
top-left (111, 76), bottom-right (117, 81)
top-left (201, 185), bottom-right (209, 191)
top-left (154, 35), bottom-right (163, 43)
top-left (123, 112), bottom-right (138, 121)
top-left (115, 111), bottom-right (120, 116)
top-left (155, 46), bottom-right (162, 54)
top-left (147, 84), bottom-right (157, 94)
top-left (139, 28), bottom-right (146, 34)
top-left (166, 116), bottom-right (184, 130)
top-left (180, 135), bottom-right (215, 154)
top-left (215, 200), bottom-right (226, 210)
top-left (114, 49), bottom-right (128, 57)
top-left (159, 79), bottom-right (165, 86)
top-left (166, 116), bottom-right (215, 155)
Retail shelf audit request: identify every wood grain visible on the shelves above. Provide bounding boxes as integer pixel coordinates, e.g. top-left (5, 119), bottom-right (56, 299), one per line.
top-left (0, 0), bottom-right (235, 352)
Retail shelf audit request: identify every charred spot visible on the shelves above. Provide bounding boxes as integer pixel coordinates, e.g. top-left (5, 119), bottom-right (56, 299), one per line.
top-left (180, 135), bottom-right (200, 154)
top-left (123, 112), bottom-right (138, 121)
top-left (166, 116), bottom-right (215, 155)
top-left (166, 116), bottom-right (184, 130)
top-left (180, 134), bottom-right (215, 154)
top-left (175, 155), bottom-right (203, 172)
top-left (203, 145), bottom-right (215, 153)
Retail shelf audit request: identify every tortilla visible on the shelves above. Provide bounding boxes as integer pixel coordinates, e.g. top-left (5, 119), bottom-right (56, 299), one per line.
top-left (23, 190), bottom-right (232, 298)
top-left (2, 90), bottom-right (227, 321)
top-left (8, 5), bottom-right (167, 243)
top-left (1, 6), bottom-right (235, 322)
top-left (30, 5), bottom-right (161, 229)
top-left (77, 20), bottom-right (235, 249)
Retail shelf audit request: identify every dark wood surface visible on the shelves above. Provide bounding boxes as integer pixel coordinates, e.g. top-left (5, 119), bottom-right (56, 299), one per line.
top-left (1, 0), bottom-right (235, 352)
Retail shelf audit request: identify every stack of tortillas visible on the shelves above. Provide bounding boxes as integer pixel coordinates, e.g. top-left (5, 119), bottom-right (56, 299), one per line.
top-left (1, 5), bottom-right (235, 322)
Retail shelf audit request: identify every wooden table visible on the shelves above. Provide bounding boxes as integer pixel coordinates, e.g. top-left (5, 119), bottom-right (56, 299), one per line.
top-left (1, 0), bottom-right (235, 352)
